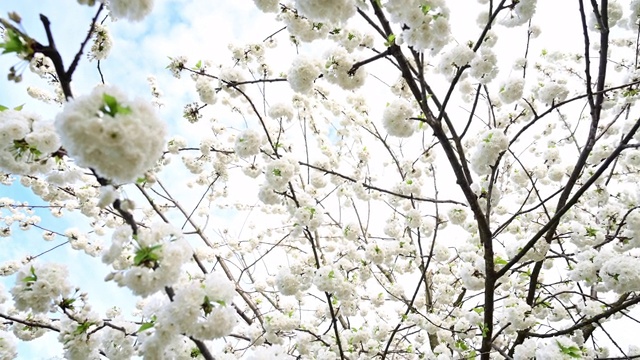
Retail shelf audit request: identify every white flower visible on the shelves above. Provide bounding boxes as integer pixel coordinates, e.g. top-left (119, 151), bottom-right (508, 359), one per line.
top-left (104, 223), bottom-right (192, 297)
top-left (323, 47), bottom-right (367, 90)
top-left (248, 345), bottom-right (288, 359)
top-left (295, 0), bottom-right (356, 23)
top-left (0, 110), bottom-right (60, 175)
top-left (265, 157), bottom-right (298, 190)
top-left (536, 337), bottom-right (584, 360)
top-left (294, 206), bottom-right (324, 231)
top-left (219, 67), bottom-right (246, 96)
top-left (382, 99), bottom-right (415, 137)
top-left (55, 85), bottom-right (166, 184)
top-left (405, 208), bottom-right (422, 228)
top-left (58, 313), bottom-right (102, 359)
top-left (89, 24), bottom-right (112, 61)
top-left (538, 82), bottom-right (569, 105)
top-left (470, 129), bottom-right (509, 175)
top-left (437, 45), bottom-right (476, 80)
top-left (386, 0), bottom-right (451, 51)
top-left (27, 86), bottom-right (55, 103)
top-left (167, 56), bottom-right (188, 78)
top-left (268, 103), bottom-right (294, 121)
top-left (499, 77), bottom-right (525, 104)
top-left (448, 206), bottom-right (468, 225)
top-left (108, 0), bottom-right (154, 21)
top-left (253, 0), bottom-right (279, 13)
top-left (547, 165), bottom-right (565, 182)
top-left (275, 267), bottom-right (303, 296)
top-left (287, 55), bottom-right (322, 93)
top-left (11, 262), bottom-right (72, 313)
top-left (500, 0), bottom-right (537, 27)
top-left (235, 129), bottom-right (261, 158)
top-left (29, 53), bottom-right (54, 77)
top-left (195, 77), bottom-right (217, 104)
top-left (168, 273), bottom-right (238, 340)
top-left (97, 185), bottom-right (118, 208)
top-left (98, 323), bottom-right (136, 359)
top-left (258, 184), bottom-right (281, 205)
top-left (513, 339), bottom-right (537, 360)
top-left (470, 49), bottom-right (498, 84)
top-left (601, 255), bottom-right (640, 293)
top-left (0, 331), bottom-right (18, 360)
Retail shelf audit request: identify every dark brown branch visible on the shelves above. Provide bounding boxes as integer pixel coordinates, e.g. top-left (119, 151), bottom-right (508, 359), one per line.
top-left (526, 294), bottom-right (640, 338)
top-left (66, 3), bottom-right (104, 79)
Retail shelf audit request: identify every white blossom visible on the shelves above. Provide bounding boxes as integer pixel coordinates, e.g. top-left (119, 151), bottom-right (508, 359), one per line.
top-left (382, 99), bottom-right (415, 137)
top-left (11, 262), bottom-right (72, 313)
top-left (295, 0), bottom-right (356, 23)
top-left (470, 129), bottom-right (509, 175)
top-left (287, 55), bottom-right (322, 93)
top-left (499, 77), bottom-right (525, 104)
top-left (108, 0), bottom-right (154, 21)
top-left (55, 85), bottom-right (166, 183)
top-left (235, 129), bottom-right (262, 158)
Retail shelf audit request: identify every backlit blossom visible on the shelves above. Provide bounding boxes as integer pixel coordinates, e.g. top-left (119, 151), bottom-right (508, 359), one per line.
top-left (55, 85), bottom-right (166, 183)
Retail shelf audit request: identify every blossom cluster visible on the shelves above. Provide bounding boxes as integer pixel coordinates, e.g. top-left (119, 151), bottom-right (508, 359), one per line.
top-left (55, 85), bottom-right (166, 184)
top-left (4, 0), bottom-right (640, 358)
top-left (108, 0), bottom-right (154, 21)
top-left (102, 223), bottom-right (192, 296)
top-left (0, 109), bottom-right (60, 175)
top-left (470, 129), bottom-right (509, 175)
top-left (11, 262), bottom-right (72, 314)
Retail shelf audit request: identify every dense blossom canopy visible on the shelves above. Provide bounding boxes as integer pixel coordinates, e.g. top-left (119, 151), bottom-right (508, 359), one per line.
top-left (1, 0), bottom-right (640, 359)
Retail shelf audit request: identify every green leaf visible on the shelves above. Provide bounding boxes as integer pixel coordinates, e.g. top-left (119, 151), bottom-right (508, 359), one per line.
top-left (0, 105), bottom-right (7, 111)
top-left (272, 168), bottom-right (282, 177)
top-left (384, 34), bottom-right (396, 47)
top-left (494, 256), bottom-right (508, 266)
top-left (100, 93), bottom-right (132, 117)
top-left (480, 323), bottom-right (489, 337)
top-left (138, 319), bottom-right (155, 333)
top-left (195, 60), bottom-right (202, 69)
top-left (190, 348), bottom-right (202, 358)
top-left (21, 266), bottom-right (37, 283)
top-left (421, 4), bottom-right (432, 14)
top-left (200, 296), bottom-right (216, 315)
top-left (73, 322), bottom-right (93, 336)
top-left (455, 340), bottom-right (469, 350)
top-left (59, 298), bottom-right (76, 309)
top-left (556, 340), bottom-right (583, 358)
top-left (136, 177), bottom-right (146, 184)
top-left (0, 29), bottom-right (29, 55)
top-left (133, 244), bottom-right (163, 266)
top-left (13, 104), bottom-right (24, 111)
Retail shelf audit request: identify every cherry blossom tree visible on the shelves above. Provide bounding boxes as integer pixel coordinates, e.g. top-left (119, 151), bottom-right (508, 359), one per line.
top-left (2, 0), bottom-right (640, 359)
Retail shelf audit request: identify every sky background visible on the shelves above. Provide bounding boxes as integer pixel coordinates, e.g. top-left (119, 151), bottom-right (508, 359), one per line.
top-left (0, 0), bottom-right (636, 358)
